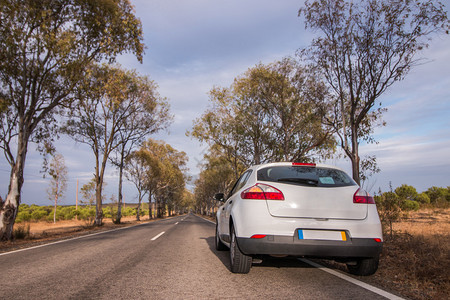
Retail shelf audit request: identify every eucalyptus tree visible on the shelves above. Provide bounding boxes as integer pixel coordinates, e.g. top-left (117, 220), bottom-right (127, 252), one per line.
top-left (47, 153), bottom-right (67, 224)
top-left (190, 58), bottom-right (334, 168)
top-left (299, 0), bottom-right (449, 184)
top-left (63, 64), bottom-right (168, 226)
top-left (194, 149), bottom-right (237, 216)
top-left (135, 139), bottom-right (188, 218)
top-left (0, 0), bottom-right (144, 240)
top-left (107, 68), bottom-right (171, 224)
top-left (125, 151), bottom-right (151, 221)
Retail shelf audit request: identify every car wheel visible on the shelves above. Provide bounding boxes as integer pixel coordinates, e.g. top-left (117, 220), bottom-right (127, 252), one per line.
top-left (347, 256), bottom-right (379, 276)
top-left (215, 222), bottom-right (228, 251)
top-left (229, 225), bottom-right (252, 274)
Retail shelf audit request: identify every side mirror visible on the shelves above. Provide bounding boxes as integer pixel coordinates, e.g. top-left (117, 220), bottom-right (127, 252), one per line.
top-left (214, 193), bottom-right (225, 202)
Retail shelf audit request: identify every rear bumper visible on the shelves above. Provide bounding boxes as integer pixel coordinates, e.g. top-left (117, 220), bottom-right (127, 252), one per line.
top-left (236, 235), bottom-right (382, 259)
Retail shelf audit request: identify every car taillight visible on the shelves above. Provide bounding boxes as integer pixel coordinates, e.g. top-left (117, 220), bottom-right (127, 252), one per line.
top-left (241, 183), bottom-right (285, 200)
top-left (353, 188), bottom-right (375, 204)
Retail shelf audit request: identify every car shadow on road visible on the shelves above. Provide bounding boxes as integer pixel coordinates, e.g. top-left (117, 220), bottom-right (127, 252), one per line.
top-left (201, 236), bottom-right (231, 269)
top-left (201, 236), bottom-right (316, 272)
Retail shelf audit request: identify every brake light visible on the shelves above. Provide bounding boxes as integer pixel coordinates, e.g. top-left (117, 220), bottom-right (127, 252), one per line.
top-left (353, 188), bottom-right (375, 204)
top-left (292, 162), bottom-right (316, 167)
top-left (374, 238), bottom-right (382, 243)
top-left (241, 184), bottom-right (284, 200)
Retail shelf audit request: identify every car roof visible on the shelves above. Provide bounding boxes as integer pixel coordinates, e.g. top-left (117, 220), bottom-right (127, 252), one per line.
top-left (249, 162), bottom-right (348, 173)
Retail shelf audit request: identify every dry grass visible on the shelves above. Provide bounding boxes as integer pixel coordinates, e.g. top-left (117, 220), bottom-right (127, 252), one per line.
top-left (371, 208), bottom-right (450, 300)
top-left (26, 215), bottom-right (150, 236)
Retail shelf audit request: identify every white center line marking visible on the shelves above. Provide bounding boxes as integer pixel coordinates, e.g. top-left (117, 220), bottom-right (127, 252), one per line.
top-left (151, 231), bottom-right (165, 241)
top-left (298, 258), bottom-right (404, 300)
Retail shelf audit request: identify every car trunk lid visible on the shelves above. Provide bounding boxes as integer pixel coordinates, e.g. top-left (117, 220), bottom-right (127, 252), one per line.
top-left (265, 184), bottom-right (367, 220)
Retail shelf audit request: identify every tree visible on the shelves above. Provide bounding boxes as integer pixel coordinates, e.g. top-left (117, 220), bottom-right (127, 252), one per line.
top-left (64, 64), bottom-right (163, 226)
top-left (190, 58), bottom-right (334, 168)
top-left (194, 148), bottom-right (239, 216)
top-left (0, 0), bottom-right (144, 240)
top-left (80, 180), bottom-right (96, 208)
top-left (47, 153), bottom-right (67, 224)
top-left (299, 0), bottom-right (449, 184)
top-left (425, 186), bottom-right (450, 205)
top-left (375, 187), bottom-right (402, 238)
top-left (134, 139), bottom-right (188, 218)
top-left (125, 151), bottom-right (150, 221)
top-left (395, 184), bottom-right (418, 201)
top-left (106, 66), bottom-right (172, 223)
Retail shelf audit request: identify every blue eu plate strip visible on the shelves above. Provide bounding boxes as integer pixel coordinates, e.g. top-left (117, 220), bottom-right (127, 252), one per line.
top-left (298, 230), bottom-right (304, 239)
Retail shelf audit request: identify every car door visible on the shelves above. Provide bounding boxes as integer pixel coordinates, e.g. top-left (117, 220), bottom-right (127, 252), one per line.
top-left (220, 170), bottom-right (253, 241)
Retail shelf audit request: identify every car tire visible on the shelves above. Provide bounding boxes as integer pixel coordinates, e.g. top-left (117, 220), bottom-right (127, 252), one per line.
top-left (215, 222), bottom-right (228, 251)
top-left (229, 225), bottom-right (252, 274)
top-left (347, 256), bottom-right (379, 276)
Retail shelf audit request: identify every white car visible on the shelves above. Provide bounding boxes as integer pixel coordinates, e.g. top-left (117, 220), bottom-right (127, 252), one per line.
top-left (215, 162), bottom-right (383, 275)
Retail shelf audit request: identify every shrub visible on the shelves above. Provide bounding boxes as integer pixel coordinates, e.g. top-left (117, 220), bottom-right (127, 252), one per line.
top-left (13, 224), bottom-right (30, 239)
top-left (77, 207), bottom-right (95, 222)
top-left (416, 193), bottom-right (430, 205)
top-left (16, 210), bottom-right (32, 223)
top-left (122, 207), bottom-right (135, 217)
top-left (31, 209), bottom-right (49, 221)
top-left (402, 199), bottom-right (420, 211)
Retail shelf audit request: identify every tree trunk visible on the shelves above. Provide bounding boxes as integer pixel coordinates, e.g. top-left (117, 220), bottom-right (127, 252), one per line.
top-left (116, 149), bottom-right (125, 224)
top-left (136, 191), bottom-right (142, 221)
top-left (94, 179), bottom-right (103, 226)
top-left (157, 198), bottom-right (162, 218)
top-left (148, 192), bottom-right (153, 219)
top-left (351, 124), bottom-right (361, 185)
top-left (54, 194), bottom-right (58, 224)
top-left (0, 127), bottom-right (29, 241)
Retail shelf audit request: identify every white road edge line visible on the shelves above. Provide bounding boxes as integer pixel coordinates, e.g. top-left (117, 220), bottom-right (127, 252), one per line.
top-left (298, 258), bottom-right (404, 300)
top-left (0, 223), bottom-right (145, 257)
top-left (175, 222), bottom-right (179, 225)
top-left (196, 215), bottom-right (215, 224)
top-left (151, 231), bottom-right (165, 241)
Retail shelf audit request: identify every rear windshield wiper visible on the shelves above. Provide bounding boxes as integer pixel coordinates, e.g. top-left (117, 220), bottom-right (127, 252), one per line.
top-left (277, 178), bottom-right (319, 186)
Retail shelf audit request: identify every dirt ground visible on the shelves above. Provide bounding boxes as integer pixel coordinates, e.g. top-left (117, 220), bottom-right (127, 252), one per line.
top-left (1, 209), bottom-right (449, 299)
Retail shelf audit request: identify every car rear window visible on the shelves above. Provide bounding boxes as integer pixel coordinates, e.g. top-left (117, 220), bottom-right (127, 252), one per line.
top-left (257, 166), bottom-right (356, 187)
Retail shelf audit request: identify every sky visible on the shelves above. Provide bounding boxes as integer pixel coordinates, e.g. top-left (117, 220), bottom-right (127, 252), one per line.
top-left (1, 0), bottom-right (449, 206)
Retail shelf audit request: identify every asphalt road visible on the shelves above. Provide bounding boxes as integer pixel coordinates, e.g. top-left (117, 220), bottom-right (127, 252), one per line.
top-left (0, 214), bottom-right (402, 299)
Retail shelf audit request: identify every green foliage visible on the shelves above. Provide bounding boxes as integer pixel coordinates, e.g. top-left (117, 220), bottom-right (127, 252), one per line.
top-left (77, 207), bottom-right (96, 223)
top-left (395, 184), bottom-right (418, 201)
top-left (416, 193), bottom-right (431, 205)
top-left (402, 200), bottom-right (420, 211)
top-left (0, 0), bottom-right (145, 240)
top-left (194, 147), bottom-right (239, 216)
top-left (133, 139), bottom-right (189, 218)
top-left (425, 186), bottom-right (450, 206)
top-left (122, 207), bottom-right (136, 217)
top-left (190, 58), bottom-right (334, 167)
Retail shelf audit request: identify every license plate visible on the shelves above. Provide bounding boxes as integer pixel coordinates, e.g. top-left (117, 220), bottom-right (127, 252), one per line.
top-left (298, 229), bottom-right (347, 241)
